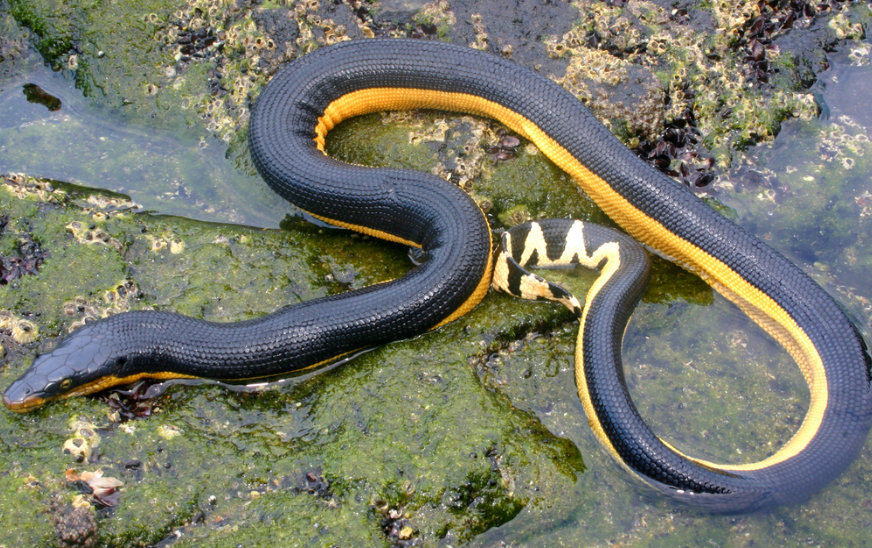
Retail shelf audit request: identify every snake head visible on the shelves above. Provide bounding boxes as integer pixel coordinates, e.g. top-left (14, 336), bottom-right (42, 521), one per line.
top-left (3, 324), bottom-right (130, 413)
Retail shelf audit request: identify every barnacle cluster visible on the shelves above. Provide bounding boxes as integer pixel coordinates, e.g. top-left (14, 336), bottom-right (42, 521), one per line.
top-left (550, 0), bottom-right (825, 164)
top-left (550, 40), bottom-right (666, 140)
top-left (2, 173), bottom-right (65, 203)
top-left (468, 13), bottom-right (488, 50)
top-left (84, 193), bottom-right (139, 212)
top-left (148, 0), bottom-right (359, 145)
top-left (0, 28), bottom-right (27, 64)
top-left (145, 231), bottom-right (185, 254)
top-left (412, 1), bottom-right (456, 39)
top-left (810, 116), bottom-right (872, 190)
top-left (709, 0), bottom-right (764, 35)
top-left (828, 12), bottom-right (864, 40)
top-left (410, 114), bottom-right (503, 192)
top-left (394, 112), bottom-right (450, 144)
top-left (61, 280), bottom-right (141, 332)
top-left (294, 1), bottom-right (356, 51)
top-left (61, 192), bottom-right (138, 251)
top-left (0, 11), bottom-right (34, 76)
top-left (65, 220), bottom-right (123, 252)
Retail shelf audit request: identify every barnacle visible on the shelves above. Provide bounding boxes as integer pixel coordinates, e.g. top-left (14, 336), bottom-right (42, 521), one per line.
top-left (12, 318), bottom-right (39, 344)
top-left (847, 43), bottom-right (871, 67)
top-left (499, 205), bottom-right (532, 227)
top-left (148, 235), bottom-right (167, 252)
top-left (169, 239), bottom-right (185, 254)
top-left (63, 438), bottom-right (92, 461)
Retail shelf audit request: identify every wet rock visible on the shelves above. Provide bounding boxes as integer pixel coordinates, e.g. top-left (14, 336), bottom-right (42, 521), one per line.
top-left (251, 7), bottom-right (300, 54)
top-left (372, 0), bottom-right (430, 26)
top-left (447, 0), bottom-right (579, 76)
top-left (22, 83), bottom-right (61, 111)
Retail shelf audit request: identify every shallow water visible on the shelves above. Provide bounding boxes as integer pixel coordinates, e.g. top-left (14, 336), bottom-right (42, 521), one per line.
top-left (0, 61), bottom-right (296, 227)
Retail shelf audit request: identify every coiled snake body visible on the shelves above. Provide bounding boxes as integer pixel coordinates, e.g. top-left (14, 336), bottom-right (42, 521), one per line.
top-left (4, 39), bottom-right (871, 513)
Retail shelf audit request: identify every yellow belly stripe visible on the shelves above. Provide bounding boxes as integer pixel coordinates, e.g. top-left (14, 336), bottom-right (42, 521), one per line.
top-left (306, 210), bottom-right (422, 248)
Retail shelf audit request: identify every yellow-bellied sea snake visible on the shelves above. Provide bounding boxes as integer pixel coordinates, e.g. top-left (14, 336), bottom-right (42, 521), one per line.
top-left (4, 39), bottom-right (871, 513)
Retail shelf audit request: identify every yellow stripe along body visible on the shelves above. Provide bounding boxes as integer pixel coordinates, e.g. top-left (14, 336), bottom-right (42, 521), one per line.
top-left (250, 39), bottom-right (872, 512)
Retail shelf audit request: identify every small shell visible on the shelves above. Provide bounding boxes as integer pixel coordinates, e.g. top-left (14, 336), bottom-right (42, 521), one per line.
top-left (0, 310), bottom-right (13, 329)
top-left (63, 437), bottom-right (92, 461)
top-left (71, 495), bottom-right (92, 509)
top-left (63, 302), bottom-right (77, 316)
top-left (157, 424), bottom-right (181, 440)
top-left (169, 239), bottom-right (185, 254)
top-left (73, 421), bottom-right (101, 448)
top-left (12, 319), bottom-right (39, 344)
top-left (150, 238), bottom-right (167, 252)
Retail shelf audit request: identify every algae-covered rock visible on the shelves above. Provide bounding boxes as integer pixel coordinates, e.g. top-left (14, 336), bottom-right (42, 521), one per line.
top-left (9, 0), bottom-right (861, 165)
top-left (0, 170), bottom-right (581, 545)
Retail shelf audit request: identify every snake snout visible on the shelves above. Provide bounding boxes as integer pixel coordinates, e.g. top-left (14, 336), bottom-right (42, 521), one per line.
top-left (3, 376), bottom-right (45, 413)
top-left (3, 326), bottom-right (121, 412)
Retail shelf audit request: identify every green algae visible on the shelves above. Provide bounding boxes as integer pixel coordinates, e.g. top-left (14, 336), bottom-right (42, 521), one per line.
top-left (0, 462), bottom-right (57, 545)
top-left (324, 113), bottom-right (442, 173)
top-left (7, 0), bottom-right (195, 128)
top-left (0, 186), bottom-right (130, 333)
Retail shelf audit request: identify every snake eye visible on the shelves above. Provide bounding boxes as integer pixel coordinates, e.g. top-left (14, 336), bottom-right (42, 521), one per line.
top-left (60, 378), bottom-right (73, 390)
